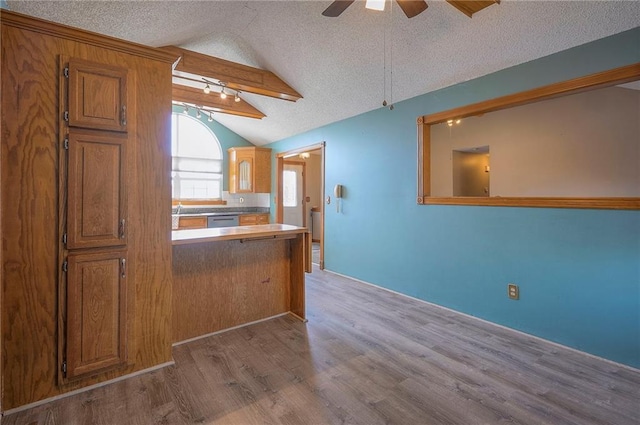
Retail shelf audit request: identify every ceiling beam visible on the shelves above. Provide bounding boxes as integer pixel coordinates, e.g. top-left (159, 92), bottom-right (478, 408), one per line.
top-left (172, 85), bottom-right (266, 120)
top-left (161, 46), bottom-right (302, 102)
top-left (447, 0), bottom-right (500, 18)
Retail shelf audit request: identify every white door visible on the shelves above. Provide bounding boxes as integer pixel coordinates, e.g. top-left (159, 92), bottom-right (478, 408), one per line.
top-left (283, 163), bottom-right (304, 227)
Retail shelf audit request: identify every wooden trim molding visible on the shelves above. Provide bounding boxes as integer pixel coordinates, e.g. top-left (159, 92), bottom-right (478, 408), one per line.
top-left (0, 10), bottom-right (177, 63)
top-left (423, 197), bottom-right (640, 210)
top-left (417, 63), bottom-right (640, 210)
top-left (421, 63), bottom-right (640, 126)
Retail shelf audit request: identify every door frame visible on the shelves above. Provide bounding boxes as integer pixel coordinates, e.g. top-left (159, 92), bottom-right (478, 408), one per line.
top-left (276, 142), bottom-right (326, 269)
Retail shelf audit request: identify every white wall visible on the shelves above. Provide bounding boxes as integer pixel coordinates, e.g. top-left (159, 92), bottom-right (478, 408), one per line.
top-left (431, 86), bottom-right (640, 197)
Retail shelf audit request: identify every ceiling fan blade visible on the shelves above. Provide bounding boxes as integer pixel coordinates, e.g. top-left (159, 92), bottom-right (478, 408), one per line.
top-left (396, 0), bottom-right (428, 18)
top-left (322, 0), bottom-right (355, 17)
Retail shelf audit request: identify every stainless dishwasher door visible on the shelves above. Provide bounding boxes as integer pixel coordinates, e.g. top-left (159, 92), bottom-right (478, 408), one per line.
top-left (207, 215), bottom-right (240, 228)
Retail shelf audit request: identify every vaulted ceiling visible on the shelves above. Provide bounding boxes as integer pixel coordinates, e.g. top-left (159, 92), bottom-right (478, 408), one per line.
top-left (7, 1), bottom-right (640, 145)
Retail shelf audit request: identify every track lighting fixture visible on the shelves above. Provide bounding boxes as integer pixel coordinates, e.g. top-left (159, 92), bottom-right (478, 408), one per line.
top-left (201, 78), bottom-right (241, 103)
top-left (173, 102), bottom-right (216, 124)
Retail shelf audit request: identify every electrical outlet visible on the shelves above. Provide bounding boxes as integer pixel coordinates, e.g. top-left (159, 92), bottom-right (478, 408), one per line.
top-left (508, 283), bottom-right (519, 300)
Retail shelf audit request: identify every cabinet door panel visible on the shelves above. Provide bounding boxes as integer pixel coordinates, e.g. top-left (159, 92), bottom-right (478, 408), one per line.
top-left (177, 216), bottom-right (207, 230)
top-left (68, 58), bottom-right (128, 132)
top-left (67, 130), bottom-right (127, 249)
top-left (66, 250), bottom-right (127, 380)
top-left (238, 156), bottom-right (254, 192)
top-left (239, 214), bottom-right (257, 226)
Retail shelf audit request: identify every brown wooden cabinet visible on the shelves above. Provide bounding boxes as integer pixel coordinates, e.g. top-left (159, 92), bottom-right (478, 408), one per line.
top-left (2, 11), bottom-right (175, 410)
top-left (68, 58), bottom-right (128, 132)
top-left (66, 130), bottom-right (128, 249)
top-left (61, 58), bottom-right (132, 382)
top-left (228, 147), bottom-right (271, 193)
top-left (239, 213), bottom-right (270, 226)
top-left (65, 250), bottom-right (128, 379)
top-left (177, 216), bottom-right (207, 230)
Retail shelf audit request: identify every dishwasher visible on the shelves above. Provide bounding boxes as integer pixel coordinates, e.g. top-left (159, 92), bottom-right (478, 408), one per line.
top-left (207, 214), bottom-right (239, 228)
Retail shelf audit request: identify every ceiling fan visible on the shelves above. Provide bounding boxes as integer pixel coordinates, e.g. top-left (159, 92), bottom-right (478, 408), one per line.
top-left (322, 0), bottom-right (499, 19)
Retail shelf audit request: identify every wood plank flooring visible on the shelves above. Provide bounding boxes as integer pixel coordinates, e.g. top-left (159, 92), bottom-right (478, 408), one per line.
top-left (5, 267), bottom-right (640, 424)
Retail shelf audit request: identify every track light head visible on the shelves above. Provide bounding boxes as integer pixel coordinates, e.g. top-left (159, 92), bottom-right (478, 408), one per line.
top-left (220, 88), bottom-right (227, 100)
top-left (203, 84), bottom-right (211, 94)
top-left (196, 108), bottom-right (201, 119)
top-left (234, 92), bottom-right (241, 103)
top-left (208, 112), bottom-right (214, 122)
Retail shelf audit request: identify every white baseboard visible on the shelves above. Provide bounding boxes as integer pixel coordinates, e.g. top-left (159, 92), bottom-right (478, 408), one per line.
top-left (3, 361), bottom-right (175, 417)
top-left (323, 268), bottom-right (639, 373)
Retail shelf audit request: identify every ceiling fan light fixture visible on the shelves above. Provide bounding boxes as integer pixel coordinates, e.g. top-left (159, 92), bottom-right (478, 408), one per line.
top-left (365, 0), bottom-right (385, 12)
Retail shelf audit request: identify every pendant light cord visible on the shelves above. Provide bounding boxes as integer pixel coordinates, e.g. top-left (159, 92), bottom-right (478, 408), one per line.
top-left (383, 7), bottom-right (387, 105)
top-left (390, 0), bottom-right (393, 107)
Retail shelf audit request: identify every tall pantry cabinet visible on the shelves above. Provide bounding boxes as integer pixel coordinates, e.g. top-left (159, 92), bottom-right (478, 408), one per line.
top-left (1, 11), bottom-right (176, 410)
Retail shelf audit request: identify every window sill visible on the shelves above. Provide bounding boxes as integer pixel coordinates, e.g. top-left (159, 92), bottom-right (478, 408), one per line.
top-left (418, 197), bottom-right (640, 210)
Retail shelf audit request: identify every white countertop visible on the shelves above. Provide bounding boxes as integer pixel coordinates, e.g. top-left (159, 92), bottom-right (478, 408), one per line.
top-left (172, 224), bottom-right (308, 246)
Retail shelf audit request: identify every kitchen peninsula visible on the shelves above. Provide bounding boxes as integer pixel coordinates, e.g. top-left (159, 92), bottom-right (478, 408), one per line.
top-left (172, 224), bottom-right (310, 343)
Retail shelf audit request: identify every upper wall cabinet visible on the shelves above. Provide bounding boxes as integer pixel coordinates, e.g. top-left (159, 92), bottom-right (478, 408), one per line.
top-left (68, 58), bottom-right (129, 132)
top-left (228, 147), bottom-right (271, 193)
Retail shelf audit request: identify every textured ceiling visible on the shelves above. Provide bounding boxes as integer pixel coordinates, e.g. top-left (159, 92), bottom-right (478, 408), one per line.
top-left (7, 1), bottom-right (640, 145)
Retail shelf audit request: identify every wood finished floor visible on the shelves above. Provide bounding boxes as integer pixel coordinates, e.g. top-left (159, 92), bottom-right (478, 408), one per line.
top-left (5, 267), bottom-right (640, 425)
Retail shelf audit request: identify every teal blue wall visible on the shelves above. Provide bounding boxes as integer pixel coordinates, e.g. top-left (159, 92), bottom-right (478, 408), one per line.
top-left (268, 28), bottom-right (640, 368)
top-left (172, 105), bottom-right (254, 191)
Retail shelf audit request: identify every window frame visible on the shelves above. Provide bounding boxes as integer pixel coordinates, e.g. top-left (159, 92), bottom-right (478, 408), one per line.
top-left (416, 63), bottom-right (640, 210)
top-left (171, 112), bottom-right (226, 205)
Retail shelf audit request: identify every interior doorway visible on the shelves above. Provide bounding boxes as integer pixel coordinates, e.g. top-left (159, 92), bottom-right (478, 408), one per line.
top-left (452, 146), bottom-right (490, 197)
top-left (276, 142), bottom-right (325, 270)
top-left (283, 161), bottom-right (305, 227)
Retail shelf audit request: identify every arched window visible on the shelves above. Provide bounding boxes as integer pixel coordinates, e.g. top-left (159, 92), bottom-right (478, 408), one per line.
top-left (171, 113), bottom-right (223, 201)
